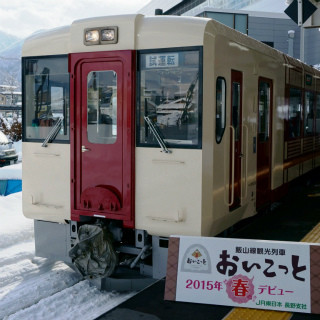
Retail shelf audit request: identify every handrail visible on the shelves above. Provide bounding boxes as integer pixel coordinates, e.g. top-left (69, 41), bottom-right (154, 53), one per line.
top-left (147, 211), bottom-right (184, 223)
top-left (242, 124), bottom-right (249, 200)
top-left (33, 153), bottom-right (60, 157)
top-left (31, 195), bottom-right (63, 209)
top-left (228, 125), bottom-right (235, 206)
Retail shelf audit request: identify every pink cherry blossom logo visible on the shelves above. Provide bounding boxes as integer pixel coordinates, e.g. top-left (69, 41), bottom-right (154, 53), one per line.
top-left (225, 274), bottom-right (254, 304)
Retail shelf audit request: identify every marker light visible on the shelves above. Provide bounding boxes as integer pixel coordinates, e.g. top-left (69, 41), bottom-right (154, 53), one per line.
top-left (101, 29), bottom-right (115, 41)
top-left (84, 27), bottom-right (118, 46)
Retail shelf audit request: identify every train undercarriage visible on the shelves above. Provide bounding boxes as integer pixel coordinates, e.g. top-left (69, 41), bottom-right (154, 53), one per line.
top-left (34, 219), bottom-right (168, 290)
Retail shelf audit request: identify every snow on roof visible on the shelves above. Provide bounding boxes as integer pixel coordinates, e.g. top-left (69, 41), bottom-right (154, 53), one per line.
top-left (0, 162), bottom-right (21, 180)
top-left (242, 0), bottom-right (287, 13)
top-left (0, 131), bottom-right (8, 144)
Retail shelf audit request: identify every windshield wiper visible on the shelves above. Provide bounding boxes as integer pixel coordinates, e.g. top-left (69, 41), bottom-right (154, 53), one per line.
top-left (42, 117), bottom-right (63, 147)
top-left (144, 116), bottom-right (171, 154)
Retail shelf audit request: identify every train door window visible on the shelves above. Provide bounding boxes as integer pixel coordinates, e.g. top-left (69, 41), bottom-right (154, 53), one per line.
top-left (232, 83), bottom-right (241, 141)
top-left (304, 91), bottom-right (314, 135)
top-left (137, 49), bottom-right (202, 148)
top-left (288, 88), bottom-right (302, 139)
top-left (216, 77), bottom-right (226, 143)
top-left (87, 71), bottom-right (117, 144)
top-left (316, 95), bottom-right (320, 134)
top-left (258, 81), bottom-right (270, 142)
top-left (22, 56), bottom-right (69, 142)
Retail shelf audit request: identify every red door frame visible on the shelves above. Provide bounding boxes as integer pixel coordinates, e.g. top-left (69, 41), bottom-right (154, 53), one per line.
top-left (229, 70), bottom-right (243, 210)
top-left (69, 51), bottom-right (135, 228)
top-left (256, 77), bottom-right (273, 210)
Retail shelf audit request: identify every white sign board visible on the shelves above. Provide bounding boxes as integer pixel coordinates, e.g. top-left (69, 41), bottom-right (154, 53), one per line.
top-left (165, 236), bottom-right (320, 314)
top-left (145, 53), bottom-right (179, 68)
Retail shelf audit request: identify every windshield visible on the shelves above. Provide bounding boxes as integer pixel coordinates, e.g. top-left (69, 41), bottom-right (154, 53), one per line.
top-left (137, 49), bottom-right (202, 148)
top-left (23, 56), bottom-right (70, 142)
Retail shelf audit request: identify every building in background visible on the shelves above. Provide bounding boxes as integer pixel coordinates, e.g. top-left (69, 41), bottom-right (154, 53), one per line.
top-left (139, 0), bottom-right (320, 66)
top-left (0, 85), bottom-right (22, 120)
top-left (0, 85), bottom-right (21, 106)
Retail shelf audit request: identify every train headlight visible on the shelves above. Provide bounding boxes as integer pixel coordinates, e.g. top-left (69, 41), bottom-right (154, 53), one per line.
top-left (85, 29), bottom-right (100, 44)
top-left (84, 27), bottom-right (118, 46)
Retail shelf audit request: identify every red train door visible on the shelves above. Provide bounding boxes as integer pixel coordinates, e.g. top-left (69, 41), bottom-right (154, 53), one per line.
top-left (256, 78), bottom-right (273, 209)
top-left (229, 70), bottom-right (243, 210)
top-left (70, 51), bottom-right (135, 228)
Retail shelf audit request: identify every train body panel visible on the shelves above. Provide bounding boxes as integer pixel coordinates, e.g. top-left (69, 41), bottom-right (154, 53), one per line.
top-left (22, 142), bottom-right (70, 223)
top-left (135, 148), bottom-right (202, 237)
top-left (21, 14), bottom-right (320, 280)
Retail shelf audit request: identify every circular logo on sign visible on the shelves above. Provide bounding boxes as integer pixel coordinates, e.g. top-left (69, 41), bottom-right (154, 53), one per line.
top-left (225, 274), bottom-right (254, 304)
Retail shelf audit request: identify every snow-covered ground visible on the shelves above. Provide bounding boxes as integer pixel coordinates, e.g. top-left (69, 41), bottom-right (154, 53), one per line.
top-left (0, 165), bottom-right (135, 319)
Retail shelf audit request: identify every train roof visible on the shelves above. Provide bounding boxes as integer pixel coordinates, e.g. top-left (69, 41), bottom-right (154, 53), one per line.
top-left (21, 14), bottom-right (320, 78)
top-left (22, 14), bottom-right (209, 56)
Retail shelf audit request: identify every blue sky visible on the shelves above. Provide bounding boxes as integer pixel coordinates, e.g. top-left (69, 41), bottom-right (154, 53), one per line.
top-left (0, 0), bottom-right (151, 38)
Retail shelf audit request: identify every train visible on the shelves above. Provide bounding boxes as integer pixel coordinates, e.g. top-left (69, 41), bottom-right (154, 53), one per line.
top-left (21, 14), bottom-right (320, 281)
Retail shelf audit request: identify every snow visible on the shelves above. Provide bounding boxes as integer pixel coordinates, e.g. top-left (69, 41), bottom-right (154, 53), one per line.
top-left (0, 131), bottom-right (8, 144)
top-left (0, 168), bottom-right (135, 319)
top-left (14, 140), bottom-right (22, 162)
top-left (0, 162), bottom-right (22, 180)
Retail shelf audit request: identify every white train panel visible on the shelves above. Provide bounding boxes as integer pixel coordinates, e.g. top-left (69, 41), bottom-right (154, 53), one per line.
top-left (22, 143), bottom-right (70, 223)
top-left (135, 148), bottom-right (202, 237)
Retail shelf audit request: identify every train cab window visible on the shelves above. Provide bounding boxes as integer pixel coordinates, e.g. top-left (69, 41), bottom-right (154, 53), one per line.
top-left (258, 81), bottom-right (270, 142)
top-left (216, 77), bottom-right (226, 143)
top-left (137, 49), bottom-right (202, 148)
top-left (288, 88), bottom-right (302, 139)
top-left (23, 56), bottom-right (69, 142)
top-left (304, 91), bottom-right (314, 136)
top-left (87, 71), bottom-right (117, 144)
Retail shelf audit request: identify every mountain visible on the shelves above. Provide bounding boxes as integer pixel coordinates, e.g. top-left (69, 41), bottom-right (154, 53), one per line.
top-left (0, 32), bottom-right (23, 91)
top-left (0, 31), bottom-right (21, 52)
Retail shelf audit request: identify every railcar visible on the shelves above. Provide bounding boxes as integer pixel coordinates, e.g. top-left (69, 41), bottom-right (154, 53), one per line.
top-left (22, 14), bottom-right (320, 280)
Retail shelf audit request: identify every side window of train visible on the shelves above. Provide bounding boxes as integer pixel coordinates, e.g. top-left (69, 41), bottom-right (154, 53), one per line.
top-left (232, 82), bottom-right (241, 141)
top-left (258, 81), bottom-right (270, 142)
top-left (317, 94), bottom-right (320, 134)
top-left (216, 77), bottom-right (226, 144)
top-left (304, 91), bottom-right (314, 136)
top-left (288, 87), bottom-right (302, 139)
top-left (23, 56), bottom-right (70, 142)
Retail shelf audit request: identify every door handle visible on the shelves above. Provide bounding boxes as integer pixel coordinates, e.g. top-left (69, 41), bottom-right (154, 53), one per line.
top-left (82, 145), bottom-right (90, 152)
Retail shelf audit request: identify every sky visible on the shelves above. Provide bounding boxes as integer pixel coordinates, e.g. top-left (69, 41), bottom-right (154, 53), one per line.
top-left (0, 0), bottom-right (151, 39)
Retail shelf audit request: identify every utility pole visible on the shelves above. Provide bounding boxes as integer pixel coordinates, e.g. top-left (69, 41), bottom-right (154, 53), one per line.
top-left (298, 0), bottom-right (305, 62)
